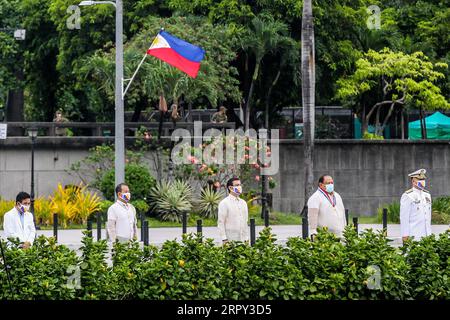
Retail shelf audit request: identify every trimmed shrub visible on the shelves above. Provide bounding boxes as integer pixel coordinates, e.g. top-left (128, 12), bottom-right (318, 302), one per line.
top-left (1, 229), bottom-right (450, 300)
top-left (99, 164), bottom-right (156, 202)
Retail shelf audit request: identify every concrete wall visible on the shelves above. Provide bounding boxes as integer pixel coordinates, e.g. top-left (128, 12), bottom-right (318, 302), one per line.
top-left (1, 137), bottom-right (449, 215)
top-left (272, 140), bottom-right (450, 215)
top-left (0, 138), bottom-right (91, 199)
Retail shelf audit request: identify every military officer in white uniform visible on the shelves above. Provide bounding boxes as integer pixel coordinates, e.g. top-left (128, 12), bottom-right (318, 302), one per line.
top-left (400, 169), bottom-right (432, 242)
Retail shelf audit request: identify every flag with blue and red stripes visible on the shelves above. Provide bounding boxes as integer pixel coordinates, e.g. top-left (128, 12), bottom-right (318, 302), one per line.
top-left (147, 30), bottom-right (205, 78)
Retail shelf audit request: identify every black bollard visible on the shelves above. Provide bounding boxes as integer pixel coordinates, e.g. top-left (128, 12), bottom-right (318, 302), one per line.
top-left (250, 218), bottom-right (256, 246)
top-left (53, 213), bottom-right (58, 242)
top-left (140, 213), bottom-right (145, 241)
top-left (143, 220), bottom-right (149, 246)
top-left (182, 212), bottom-right (187, 234)
top-left (345, 209), bottom-right (349, 225)
top-left (264, 208), bottom-right (269, 228)
top-left (382, 208), bottom-right (388, 235)
top-left (302, 216), bottom-right (309, 239)
top-left (196, 219), bottom-right (203, 242)
top-left (87, 220), bottom-right (93, 237)
top-left (96, 212), bottom-right (102, 241)
top-left (196, 219), bottom-right (203, 234)
top-left (353, 217), bottom-right (359, 234)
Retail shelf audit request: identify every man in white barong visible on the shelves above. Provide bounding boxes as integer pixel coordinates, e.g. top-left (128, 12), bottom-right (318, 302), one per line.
top-left (106, 183), bottom-right (138, 243)
top-left (307, 175), bottom-right (347, 240)
top-left (218, 177), bottom-right (249, 244)
top-left (400, 169), bottom-right (432, 242)
top-left (3, 192), bottom-right (36, 248)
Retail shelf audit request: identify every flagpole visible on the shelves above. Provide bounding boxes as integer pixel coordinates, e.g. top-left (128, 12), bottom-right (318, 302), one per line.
top-left (122, 28), bottom-right (164, 98)
top-left (122, 52), bottom-right (149, 98)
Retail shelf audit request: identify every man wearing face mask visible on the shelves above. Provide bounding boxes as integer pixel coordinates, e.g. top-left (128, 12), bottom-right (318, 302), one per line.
top-left (106, 183), bottom-right (138, 243)
top-left (400, 169), bottom-right (432, 242)
top-left (217, 177), bottom-right (249, 244)
top-left (3, 192), bottom-right (36, 248)
top-left (307, 175), bottom-right (346, 239)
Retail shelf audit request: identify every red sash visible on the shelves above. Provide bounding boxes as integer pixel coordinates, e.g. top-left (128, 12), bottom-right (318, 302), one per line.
top-left (318, 188), bottom-right (336, 207)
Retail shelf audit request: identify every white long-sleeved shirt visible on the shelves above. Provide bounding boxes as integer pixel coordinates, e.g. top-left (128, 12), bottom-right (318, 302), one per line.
top-left (106, 201), bottom-right (138, 242)
top-left (3, 207), bottom-right (36, 245)
top-left (217, 194), bottom-right (249, 242)
top-left (400, 187), bottom-right (432, 240)
top-left (307, 188), bottom-right (346, 237)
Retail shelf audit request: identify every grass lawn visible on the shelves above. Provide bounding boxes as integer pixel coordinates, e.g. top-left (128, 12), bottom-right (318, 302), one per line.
top-left (355, 216), bottom-right (383, 224)
top-left (33, 205), bottom-right (302, 230)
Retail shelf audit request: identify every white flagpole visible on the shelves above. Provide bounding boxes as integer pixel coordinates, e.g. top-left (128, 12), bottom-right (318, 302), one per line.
top-left (122, 51), bottom-right (149, 98)
top-left (122, 28), bottom-right (164, 98)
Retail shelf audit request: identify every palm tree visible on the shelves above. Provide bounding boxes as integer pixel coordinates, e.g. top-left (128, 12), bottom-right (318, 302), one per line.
top-left (241, 15), bottom-right (288, 131)
top-left (264, 39), bottom-right (300, 129)
top-left (301, 0), bottom-right (316, 217)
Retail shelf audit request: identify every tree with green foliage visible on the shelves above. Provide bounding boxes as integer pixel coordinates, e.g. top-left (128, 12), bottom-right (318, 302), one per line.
top-left (80, 16), bottom-right (241, 120)
top-left (0, 0), bottom-right (25, 123)
top-left (336, 48), bottom-right (450, 138)
top-left (381, 0), bottom-right (450, 99)
top-left (240, 14), bottom-right (290, 130)
top-left (2, 0), bottom-right (450, 129)
top-left (168, 0), bottom-right (255, 25)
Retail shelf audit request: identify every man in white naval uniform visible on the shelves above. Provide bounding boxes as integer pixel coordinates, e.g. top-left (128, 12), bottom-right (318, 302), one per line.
top-left (400, 169), bottom-right (432, 242)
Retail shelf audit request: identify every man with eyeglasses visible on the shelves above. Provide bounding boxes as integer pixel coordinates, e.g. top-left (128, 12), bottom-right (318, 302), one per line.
top-left (217, 177), bottom-right (249, 244)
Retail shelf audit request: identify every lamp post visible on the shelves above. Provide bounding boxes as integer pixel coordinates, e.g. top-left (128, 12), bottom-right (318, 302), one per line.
top-left (259, 129), bottom-right (269, 226)
top-left (79, 0), bottom-right (125, 187)
top-left (27, 127), bottom-right (38, 229)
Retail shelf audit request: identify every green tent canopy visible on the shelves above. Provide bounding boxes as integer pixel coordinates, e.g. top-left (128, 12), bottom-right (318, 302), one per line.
top-left (409, 111), bottom-right (450, 139)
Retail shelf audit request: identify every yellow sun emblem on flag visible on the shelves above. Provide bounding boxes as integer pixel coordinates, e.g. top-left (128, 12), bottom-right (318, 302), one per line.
top-left (150, 36), bottom-right (160, 48)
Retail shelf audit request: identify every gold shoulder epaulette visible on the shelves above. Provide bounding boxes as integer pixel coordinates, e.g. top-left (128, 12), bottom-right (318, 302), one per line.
top-left (405, 188), bottom-right (413, 194)
top-left (422, 189), bottom-right (430, 194)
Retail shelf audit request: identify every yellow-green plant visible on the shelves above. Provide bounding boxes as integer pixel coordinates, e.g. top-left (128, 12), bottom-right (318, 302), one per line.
top-left (240, 191), bottom-right (260, 216)
top-left (33, 197), bottom-right (53, 226)
top-left (50, 184), bottom-right (77, 228)
top-left (363, 130), bottom-right (384, 140)
top-left (73, 186), bottom-right (101, 224)
top-left (0, 200), bottom-right (15, 227)
top-left (50, 183), bottom-right (101, 227)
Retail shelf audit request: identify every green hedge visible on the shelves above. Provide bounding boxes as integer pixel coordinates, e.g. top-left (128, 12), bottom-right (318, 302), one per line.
top-left (1, 227), bottom-right (449, 300)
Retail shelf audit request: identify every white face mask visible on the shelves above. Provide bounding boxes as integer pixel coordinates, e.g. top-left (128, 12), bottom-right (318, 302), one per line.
top-left (417, 180), bottom-right (426, 189)
top-left (325, 183), bottom-right (334, 193)
top-left (230, 185), bottom-right (242, 195)
top-left (19, 204), bottom-right (30, 213)
top-left (120, 192), bottom-right (131, 202)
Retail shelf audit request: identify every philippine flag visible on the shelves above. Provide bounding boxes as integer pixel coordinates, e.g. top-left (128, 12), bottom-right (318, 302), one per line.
top-left (147, 30), bottom-right (205, 78)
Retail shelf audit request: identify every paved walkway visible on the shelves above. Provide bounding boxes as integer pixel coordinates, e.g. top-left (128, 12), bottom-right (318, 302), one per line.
top-left (1, 224), bottom-right (449, 250)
